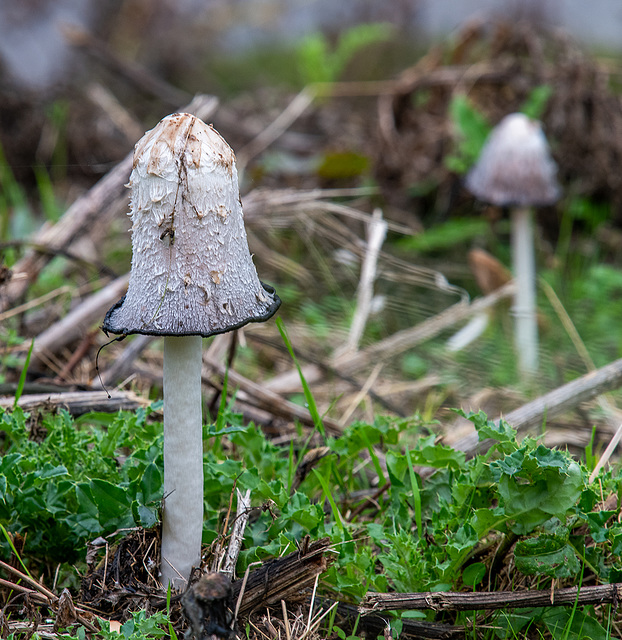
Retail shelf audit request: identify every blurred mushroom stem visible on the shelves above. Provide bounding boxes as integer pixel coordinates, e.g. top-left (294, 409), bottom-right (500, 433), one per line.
top-left (511, 206), bottom-right (538, 375)
top-left (161, 335), bottom-right (204, 588)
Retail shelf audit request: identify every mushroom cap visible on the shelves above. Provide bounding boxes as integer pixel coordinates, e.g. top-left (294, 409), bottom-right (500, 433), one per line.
top-left (103, 113), bottom-right (280, 338)
top-left (465, 112), bottom-right (560, 207)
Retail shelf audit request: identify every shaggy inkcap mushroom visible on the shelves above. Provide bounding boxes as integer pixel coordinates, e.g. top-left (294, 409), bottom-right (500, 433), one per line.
top-left (465, 112), bottom-right (560, 376)
top-left (103, 113), bottom-right (280, 589)
top-left (465, 112), bottom-right (560, 207)
top-left (103, 113), bottom-right (280, 336)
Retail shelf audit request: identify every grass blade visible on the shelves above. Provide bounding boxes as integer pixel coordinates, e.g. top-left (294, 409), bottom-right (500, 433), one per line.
top-left (0, 523), bottom-right (33, 579)
top-left (313, 467), bottom-right (344, 532)
top-left (405, 447), bottom-right (422, 538)
top-left (14, 338), bottom-right (34, 410)
top-left (276, 317), bottom-right (325, 438)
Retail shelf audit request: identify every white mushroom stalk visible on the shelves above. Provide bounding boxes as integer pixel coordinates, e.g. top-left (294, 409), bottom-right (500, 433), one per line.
top-left (465, 113), bottom-right (560, 377)
top-left (103, 113), bottom-right (280, 588)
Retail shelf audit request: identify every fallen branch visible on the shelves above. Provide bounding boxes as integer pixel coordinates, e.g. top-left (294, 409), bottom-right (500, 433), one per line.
top-left (0, 560), bottom-right (97, 632)
top-left (31, 274), bottom-right (129, 360)
top-left (359, 583), bottom-right (622, 613)
top-left (232, 537), bottom-right (330, 616)
top-left (1, 390), bottom-right (148, 415)
top-left (221, 489), bottom-right (252, 580)
top-left (336, 282), bottom-right (515, 375)
top-left (335, 208), bottom-right (387, 359)
top-left (453, 356), bottom-right (622, 457)
top-left (203, 360), bottom-right (343, 435)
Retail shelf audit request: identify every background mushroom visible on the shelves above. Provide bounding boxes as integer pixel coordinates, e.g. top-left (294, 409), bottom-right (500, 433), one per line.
top-left (103, 113), bottom-right (280, 588)
top-left (465, 112), bottom-right (560, 377)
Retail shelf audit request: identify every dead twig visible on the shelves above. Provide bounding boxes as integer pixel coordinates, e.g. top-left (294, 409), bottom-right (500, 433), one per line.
top-left (221, 489), bottom-right (252, 580)
top-left (452, 356), bottom-right (622, 459)
top-left (31, 274), bottom-right (129, 361)
top-left (335, 208), bottom-right (387, 359)
top-left (62, 24), bottom-right (191, 107)
top-left (202, 359), bottom-right (343, 435)
top-left (0, 560), bottom-right (97, 632)
top-left (0, 389), bottom-right (148, 415)
top-left (231, 538), bottom-right (330, 616)
top-left (359, 583), bottom-right (622, 613)
top-left (336, 282), bottom-right (516, 375)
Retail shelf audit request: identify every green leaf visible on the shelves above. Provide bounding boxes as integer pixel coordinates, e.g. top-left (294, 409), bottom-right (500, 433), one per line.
top-left (139, 462), bottom-right (163, 504)
top-left (499, 466), bottom-right (584, 534)
top-left (385, 450), bottom-right (407, 487)
top-left (277, 317), bottom-right (325, 438)
top-left (541, 607), bottom-right (609, 640)
top-left (313, 467), bottom-right (344, 531)
top-left (456, 410), bottom-right (517, 447)
top-left (89, 478), bottom-right (132, 526)
top-left (462, 562), bottom-right (486, 587)
top-left (515, 532), bottom-right (581, 578)
top-left (520, 85), bottom-right (552, 120)
top-left (14, 338), bottom-right (35, 409)
top-left (405, 448), bottom-right (422, 537)
top-left (407, 435), bottom-right (465, 470)
top-left (397, 219), bottom-right (488, 254)
top-left (445, 95), bottom-right (491, 174)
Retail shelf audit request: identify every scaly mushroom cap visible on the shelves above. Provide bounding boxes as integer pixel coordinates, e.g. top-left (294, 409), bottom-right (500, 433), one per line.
top-left (465, 113), bottom-right (560, 207)
top-left (103, 113), bottom-right (280, 337)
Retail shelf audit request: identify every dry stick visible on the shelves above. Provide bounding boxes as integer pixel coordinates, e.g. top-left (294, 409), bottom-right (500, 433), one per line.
top-left (221, 489), bottom-right (252, 580)
top-left (0, 389), bottom-right (148, 415)
top-left (54, 328), bottom-right (99, 383)
top-left (340, 601), bottom-right (462, 640)
top-left (339, 363), bottom-right (383, 427)
top-left (359, 583), bottom-right (622, 613)
top-left (203, 359), bottom-right (343, 435)
top-left (242, 186), bottom-right (380, 222)
top-left (32, 274), bottom-right (130, 360)
top-left (247, 332), bottom-right (407, 418)
top-left (451, 356), bottom-right (622, 459)
top-left (0, 561), bottom-right (97, 632)
top-left (0, 285), bottom-right (72, 322)
top-left (230, 538), bottom-right (330, 616)
top-left (86, 83), bottom-right (145, 142)
top-left (0, 94), bottom-right (219, 313)
top-left (335, 208), bottom-right (388, 359)
top-left (237, 87), bottom-right (316, 169)
top-left (540, 278), bottom-right (622, 480)
top-left (337, 282), bottom-right (516, 376)
top-left (281, 600), bottom-right (292, 640)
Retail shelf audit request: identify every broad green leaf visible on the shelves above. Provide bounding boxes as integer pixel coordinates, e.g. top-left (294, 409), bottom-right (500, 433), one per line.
top-left (456, 410), bottom-right (516, 447)
top-left (139, 462), bottom-right (163, 505)
top-left (89, 478), bottom-right (132, 526)
top-left (541, 608), bottom-right (610, 640)
top-left (498, 461), bottom-right (583, 534)
top-left (515, 532), bottom-right (581, 578)
top-left (408, 435), bottom-right (465, 470)
top-left (462, 562), bottom-right (486, 587)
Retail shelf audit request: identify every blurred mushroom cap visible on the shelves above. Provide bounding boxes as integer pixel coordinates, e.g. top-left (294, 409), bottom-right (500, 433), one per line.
top-left (103, 113), bottom-right (280, 337)
top-left (465, 113), bottom-right (560, 207)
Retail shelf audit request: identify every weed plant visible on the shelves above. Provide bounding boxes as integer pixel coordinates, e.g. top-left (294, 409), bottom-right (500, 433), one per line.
top-left (2, 397), bottom-right (622, 638)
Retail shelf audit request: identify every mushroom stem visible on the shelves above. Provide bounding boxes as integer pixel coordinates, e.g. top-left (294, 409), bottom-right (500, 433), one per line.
top-left (161, 335), bottom-right (204, 588)
top-left (511, 206), bottom-right (538, 376)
